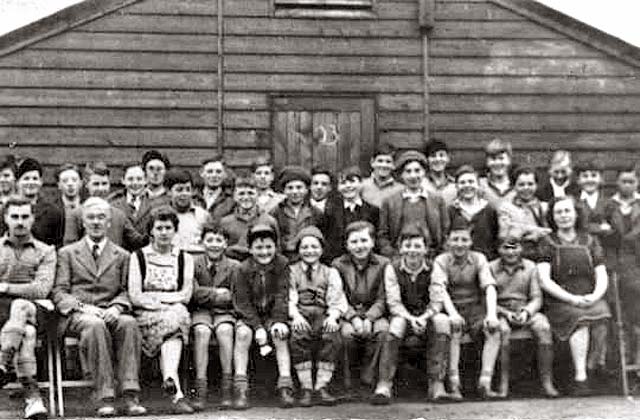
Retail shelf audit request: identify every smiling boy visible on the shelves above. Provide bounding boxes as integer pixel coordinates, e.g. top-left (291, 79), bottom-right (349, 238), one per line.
top-left (361, 145), bottom-right (402, 208)
top-left (194, 156), bottom-right (235, 223)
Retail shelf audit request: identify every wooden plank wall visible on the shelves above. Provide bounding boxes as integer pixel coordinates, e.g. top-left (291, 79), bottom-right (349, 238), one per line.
top-left (0, 0), bottom-right (638, 188)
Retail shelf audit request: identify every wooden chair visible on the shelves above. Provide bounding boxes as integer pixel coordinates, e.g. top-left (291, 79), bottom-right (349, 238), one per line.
top-left (53, 336), bottom-right (93, 417)
top-left (611, 271), bottom-right (639, 397)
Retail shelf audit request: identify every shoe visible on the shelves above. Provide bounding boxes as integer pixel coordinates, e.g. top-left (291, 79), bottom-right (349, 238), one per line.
top-left (190, 379), bottom-right (207, 411)
top-left (172, 398), bottom-right (195, 414)
top-left (123, 394), bottom-right (147, 416)
top-left (571, 380), bottom-right (592, 397)
top-left (232, 380), bottom-right (249, 410)
top-left (370, 392), bottom-right (391, 405)
top-left (96, 402), bottom-right (116, 418)
top-left (279, 387), bottom-right (295, 408)
top-left (161, 378), bottom-right (177, 396)
top-left (0, 367), bottom-right (9, 388)
top-left (445, 385), bottom-right (464, 402)
top-left (299, 389), bottom-right (313, 407)
top-left (477, 384), bottom-right (501, 400)
top-left (317, 387), bottom-right (337, 406)
top-left (24, 396), bottom-right (47, 420)
top-left (219, 376), bottom-right (233, 409)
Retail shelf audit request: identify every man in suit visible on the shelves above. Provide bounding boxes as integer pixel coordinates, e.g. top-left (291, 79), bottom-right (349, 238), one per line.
top-left (64, 162), bottom-right (146, 251)
top-left (53, 197), bottom-right (146, 417)
top-left (378, 151), bottom-right (449, 257)
top-left (15, 158), bottom-right (65, 248)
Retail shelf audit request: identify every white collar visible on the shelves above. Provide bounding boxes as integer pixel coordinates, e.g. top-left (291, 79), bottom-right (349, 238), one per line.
top-left (344, 197), bottom-right (363, 209)
top-left (85, 236), bottom-right (107, 255)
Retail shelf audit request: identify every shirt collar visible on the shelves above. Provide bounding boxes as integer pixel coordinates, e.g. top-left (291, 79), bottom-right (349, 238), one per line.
top-left (2, 234), bottom-right (35, 248)
top-left (344, 197), bottom-right (363, 209)
top-left (372, 175), bottom-right (396, 189)
top-left (235, 205), bottom-right (257, 221)
top-left (402, 188), bottom-right (429, 200)
top-left (399, 258), bottom-right (429, 275)
top-left (497, 258), bottom-right (525, 274)
top-left (451, 252), bottom-right (474, 267)
top-left (550, 177), bottom-right (570, 189)
top-left (203, 186), bottom-right (222, 198)
top-left (86, 236), bottom-right (108, 254)
top-left (512, 195), bottom-right (540, 208)
top-left (426, 172), bottom-right (454, 189)
top-left (301, 261), bottom-right (320, 272)
top-left (349, 254), bottom-right (378, 270)
top-left (611, 192), bottom-right (640, 206)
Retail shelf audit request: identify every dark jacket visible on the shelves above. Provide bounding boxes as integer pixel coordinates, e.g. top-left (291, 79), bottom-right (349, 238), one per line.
top-left (192, 254), bottom-right (240, 313)
top-left (269, 201), bottom-right (326, 256)
top-left (109, 189), bottom-right (167, 237)
top-left (193, 187), bottom-right (236, 224)
top-left (331, 253), bottom-right (388, 321)
top-left (33, 195), bottom-right (65, 248)
top-left (324, 198), bottom-right (379, 262)
top-left (447, 202), bottom-right (499, 260)
top-left (536, 175), bottom-right (580, 202)
top-left (232, 254), bottom-right (289, 330)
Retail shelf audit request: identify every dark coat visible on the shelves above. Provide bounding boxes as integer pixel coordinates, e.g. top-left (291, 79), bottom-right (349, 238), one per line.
top-left (33, 195), bottom-right (65, 248)
top-left (324, 198), bottom-right (379, 262)
top-left (535, 175), bottom-right (580, 202)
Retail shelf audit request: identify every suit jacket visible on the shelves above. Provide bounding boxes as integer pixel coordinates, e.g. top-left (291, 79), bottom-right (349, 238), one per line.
top-left (378, 190), bottom-right (450, 257)
top-left (193, 187), bottom-right (236, 224)
top-left (109, 189), bottom-right (166, 237)
top-left (33, 196), bottom-right (65, 248)
top-left (536, 175), bottom-right (580, 202)
top-left (580, 191), bottom-right (610, 238)
top-left (324, 198), bottom-right (379, 261)
top-left (191, 254), bottom-right (240, 312)
top-left (63, 205), bottom-right (147, 251)
top-left (52, 239), bottom-right (131, 320)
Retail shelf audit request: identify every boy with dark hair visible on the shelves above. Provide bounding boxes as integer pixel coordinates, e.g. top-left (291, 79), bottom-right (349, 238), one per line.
top-left (269, 166), bottom-right (324, 259)
top-left (15, 158), bottom-right (64, 248)
top-left (252, 157), bottom-right (284, 214)
top-left (492, 234), bottom-right (558, 398)
top-left (332, 221), bottom-right (392, 403)
top-left (324, 166), bottom-right (379, 261)
top-left (361, 144), bottom-right (402, 208)
top-left (141, 149), bottom-right (170, 201)
top-left (289, 226), bottom-right (347, 406)
top-left (383, 225), bottom-right (450, 402)
top-left (232, 224), bottom-right (295, 409)
top-left (310, 166), bottom-right (334, 215)
top-left (431, 222), bottom-right (501, 400)
top-left (194, 155), bottom-right (235, 223)
top-left (423, 140), bottom-right (456, 205)
top-left (576, 158), bottom-right (612, 240)
top-left (164, 169), bottom-right (211, 253)
top-left (190, 223), bottom-right (241, 410)
top-left (378, 150), bottom-right (449, 257)
top-left (56, 163), bottom-right (83, 212)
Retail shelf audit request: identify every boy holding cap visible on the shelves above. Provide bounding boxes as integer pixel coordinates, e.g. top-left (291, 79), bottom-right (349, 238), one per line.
top-left (491, 234), bottom-right (558, 398)
top-left (423, 141), bottom-right (457, 205)
top-left (269, 166), bottom-right (324, 259)
top-left (232, 223), bottom-right (294, 409)
top-left (289, 226), bottom-right (348, 406)
top-left (324, 166), bottom-right (379, 261)
top-left (431, 221), bottom-right (501, 400)
top-left (378, 150), bottom-right (449, 257)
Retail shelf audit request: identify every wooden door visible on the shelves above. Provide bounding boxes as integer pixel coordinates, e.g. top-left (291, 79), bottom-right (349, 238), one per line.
top-left (272, 96), bottom-right (375, 172)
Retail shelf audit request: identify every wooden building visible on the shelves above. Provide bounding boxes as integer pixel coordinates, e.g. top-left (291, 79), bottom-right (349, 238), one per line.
top-left (0, 0), bottom-right (639, 186)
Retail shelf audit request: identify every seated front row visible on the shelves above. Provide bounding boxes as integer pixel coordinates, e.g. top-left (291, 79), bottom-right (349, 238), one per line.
top-left (0, 195), bottom-right (612, 417)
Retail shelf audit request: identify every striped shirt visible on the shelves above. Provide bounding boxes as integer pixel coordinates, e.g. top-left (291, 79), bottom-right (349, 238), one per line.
top-left (0, 235), bottom-right (56, 299)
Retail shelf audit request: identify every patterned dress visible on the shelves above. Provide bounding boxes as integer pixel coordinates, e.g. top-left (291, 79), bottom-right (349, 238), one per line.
top-left (133, 246), bottom-right (192, 357)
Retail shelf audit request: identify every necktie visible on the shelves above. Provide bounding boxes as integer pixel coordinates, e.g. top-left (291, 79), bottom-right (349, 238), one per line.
top-left (209, 263), bottom-right (217, 280)
top-left (92, 244), bottom-right (100, 262)
top-left (305, 265), bottom-right (313, 284)
top-left (259, 271), bottom-right (267, 310)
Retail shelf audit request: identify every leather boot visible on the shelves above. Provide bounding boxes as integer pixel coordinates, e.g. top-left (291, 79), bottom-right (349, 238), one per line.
top-left (538, 344), bottom-right (559, 398)
top-left (232, 377), bottom-right (249, 410)
top-left (190, 378), bottom-right (207, 411)
top-left (279, 387), bottom-right (295, 408)
top-left (498, 341), bottom-right (510, 398)
top-left (378, 334), bottom-right (399, 387)
top-left (427, 334), bottom-right (449, 401)
top-left (219, 375), bottom-right (233, 409)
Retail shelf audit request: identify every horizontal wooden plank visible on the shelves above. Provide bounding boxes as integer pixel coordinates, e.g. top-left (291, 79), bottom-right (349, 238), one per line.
top-left (380, 112), bottom-right (640, 131)
top-left (0, 108), bottom-right (269, 129)
top-left (224, 74), bottom-right (421, 93)
top-left (380, 94), bottom-right (640, 113)
top-left (126, 0), bottom-right (269, 16)
top-left (381, 131), bottom-right (640, 151)
top-left (3, 146), bottom-right (269, 167)
top-left (0, 127), bottom-right (270, 148)
top-left (430, 39), bottom-right (603, 58)
top-left (82, 15), bottom-right (421, 37)
top-left (434, 2), bottom-right (525, 20)
top-left (0, 89), bottom-right (267, 110)
top-left (0, 69), bottom-right (215, 90)
top-left (0, 50), bottom-right (218, 72)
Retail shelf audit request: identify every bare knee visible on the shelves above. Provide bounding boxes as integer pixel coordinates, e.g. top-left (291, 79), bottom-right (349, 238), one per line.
top-left (9, 299), bottom-right (35, 321)
top-left (235, 325), bottom-right (253, 345)
top-left (431, 313), bottom-right (451, 335)
top-left (193, 325), bottom-right (212, 345)
top-left (215, 323), bottom-right (234, 343)
top-left (23, 324), bottom-right (37, 341)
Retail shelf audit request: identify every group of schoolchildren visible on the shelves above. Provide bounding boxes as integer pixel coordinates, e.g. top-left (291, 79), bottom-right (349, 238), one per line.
top-left (0, 138), bottom-right (638, 419)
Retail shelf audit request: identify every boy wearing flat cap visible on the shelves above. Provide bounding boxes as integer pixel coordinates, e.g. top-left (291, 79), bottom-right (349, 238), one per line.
top-left (232, 223), bottom-right (294, 409)
top-left (289, 226), bottom-right (348, 407)
top-left (378, 150), bottom-right (449, 257)
top-left (491, 234), bottom-right (558, 398)
top-left (269, 166), bottom-right (325, 259)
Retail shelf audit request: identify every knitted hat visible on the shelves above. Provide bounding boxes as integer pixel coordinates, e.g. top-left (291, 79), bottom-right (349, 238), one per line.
top-left (294, 225), bottom-right (325, 250)
top-left (247, 223), bottom-right (278, 247)
top-left (16, 158), bottom-right (43, 180)
top-left (278, 165), bottom-right (311, 189)
top-left (141, 149), bottom-right (170, 169)
top-left (395, 150), bottom-right (428, 172)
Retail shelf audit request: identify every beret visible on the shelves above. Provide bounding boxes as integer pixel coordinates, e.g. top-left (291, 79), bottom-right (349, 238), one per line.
top-left (278, 165), bottom-right (311, 189)
top-left (16, 158), bottom-right (43, 180)
top-left (395, 150), bottom-right (428, 172)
